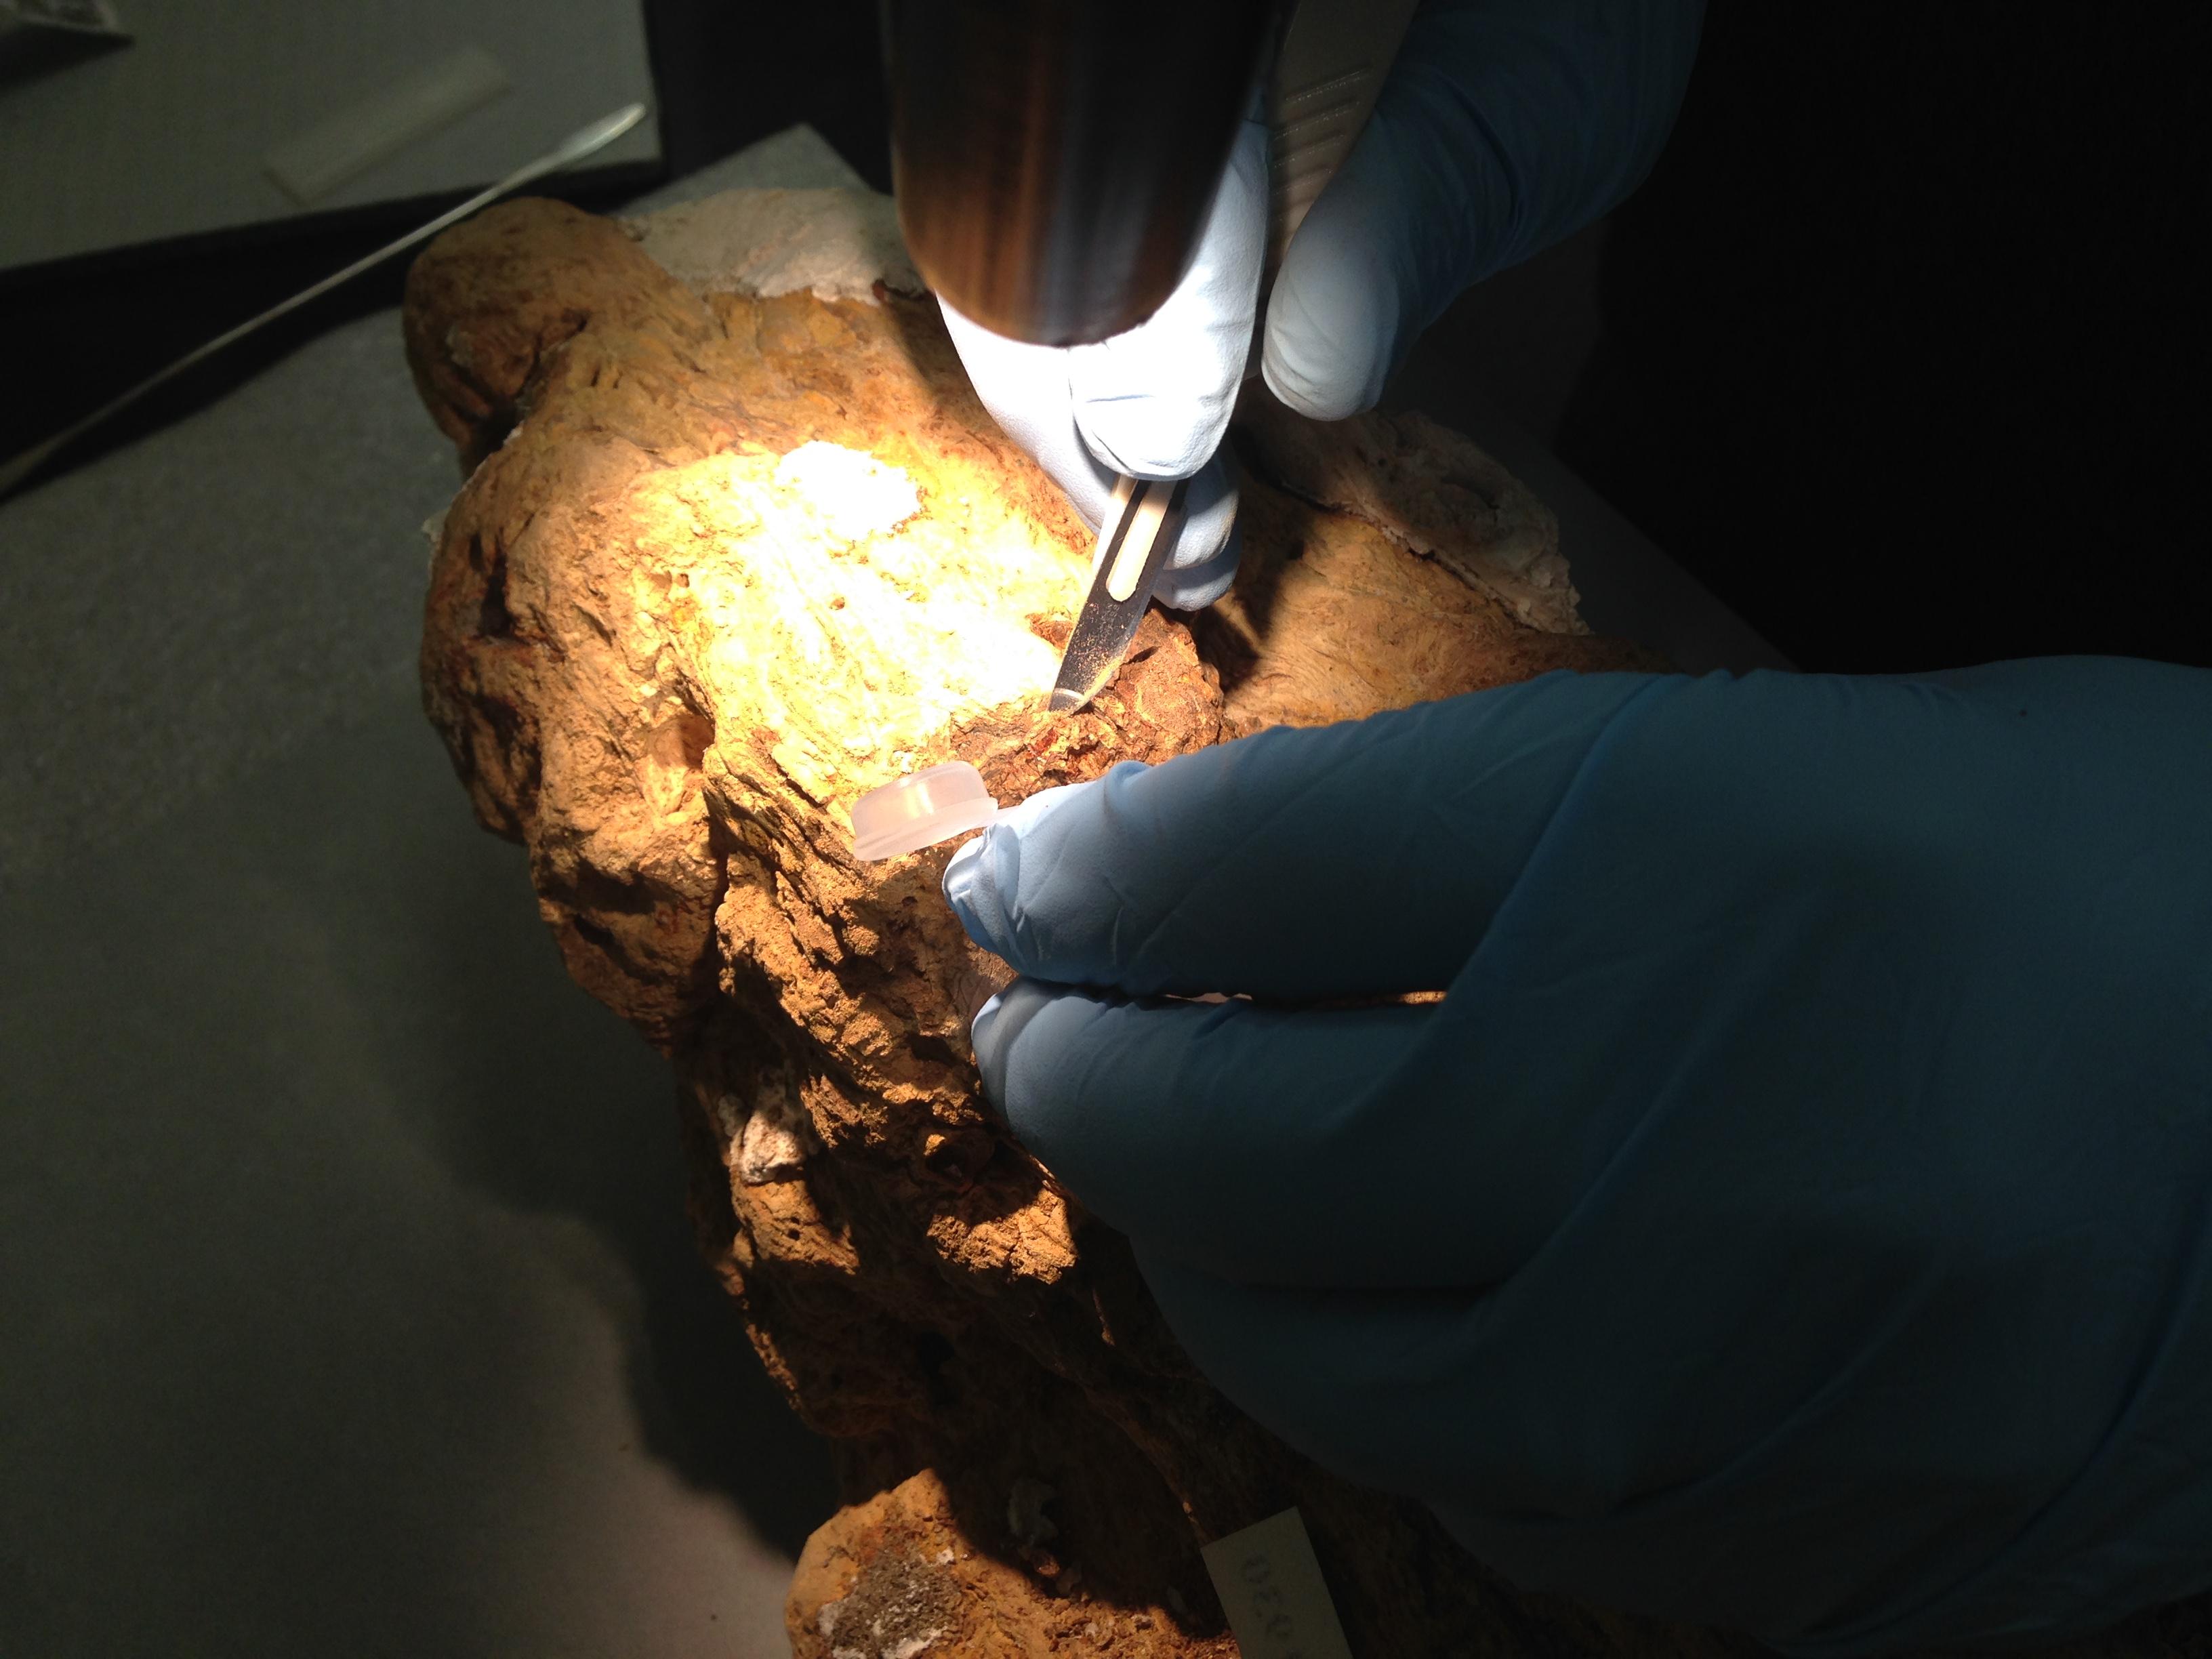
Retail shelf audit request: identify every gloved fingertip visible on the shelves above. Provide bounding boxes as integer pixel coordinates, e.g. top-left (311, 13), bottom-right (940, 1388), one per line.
top-left (941, 831), bottom-right (991, 931)
top-left (968, 989), bottom-right (1005, 1062)
top-left (968, 983), bottom-right (1019, 1112)
top-left (1066, 112), bottom-right (1263, 480)
top-left (1076, 398), bottom-right (1225, 485)
top-left (1147, 459), bottom-right (1237, 608)
top-left (942, 821), bottom-right (1022, 962)
top-left (1259, 353), bottom-right (1351, 424)
top-left (964, 976), bottom-right (1069, 1124)
top-left (941, 782), bottom-right (1105, 966)
top-left (1153, 537), bottom-right (1239, 611)
top-left (1262, 144), bottom-right (1410, 422)
top-left (1261, 291), bottom-right (1387, 423)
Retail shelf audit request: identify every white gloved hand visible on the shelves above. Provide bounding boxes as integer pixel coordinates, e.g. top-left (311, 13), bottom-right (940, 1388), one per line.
top-left (943, 0), bottom-right (1706, 610)
top-left (938, 114), bottom-right (1267, 611)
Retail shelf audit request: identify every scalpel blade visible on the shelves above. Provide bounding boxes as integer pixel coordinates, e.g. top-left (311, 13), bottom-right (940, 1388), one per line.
top-left (1048, 474), bottom-right (1189, 714)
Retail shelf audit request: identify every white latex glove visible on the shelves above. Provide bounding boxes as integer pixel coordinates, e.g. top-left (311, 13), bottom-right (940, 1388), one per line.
top-left (943, 0), bottom-right (1706, 610)
top-left (939, 115), bottom-right (1266, 611)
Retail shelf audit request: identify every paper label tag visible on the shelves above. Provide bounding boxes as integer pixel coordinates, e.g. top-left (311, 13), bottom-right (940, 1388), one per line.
top-left (1200, 1507), bottom-right (1355, 1659)
top-left (263, 46), bottom-right (510, 205)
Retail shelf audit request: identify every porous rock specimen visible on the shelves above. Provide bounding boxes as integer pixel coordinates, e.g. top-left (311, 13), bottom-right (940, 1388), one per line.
top-left (403, 190), bottom-right (2201, 1659)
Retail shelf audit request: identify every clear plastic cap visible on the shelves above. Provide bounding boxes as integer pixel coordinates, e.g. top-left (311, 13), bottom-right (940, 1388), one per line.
top-left (850, 762), bottom-right (999, 861)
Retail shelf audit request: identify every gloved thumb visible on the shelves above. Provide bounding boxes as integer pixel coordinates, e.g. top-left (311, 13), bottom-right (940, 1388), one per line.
top-left (1264, 0), bottom-right (1704, 421)
top-left (1064, 111), bottom-right (1266, 609)
top-left (937, 112), bottom-right (1265, 611)
top-left (1067, 112), bottom-right (1267, 480)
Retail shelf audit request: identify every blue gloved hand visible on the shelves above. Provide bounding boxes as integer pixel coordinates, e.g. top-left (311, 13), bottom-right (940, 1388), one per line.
top-left (942, 0), bottom-right (1706, 607)
top-left (943, 660), bottom-right (2212, 1656)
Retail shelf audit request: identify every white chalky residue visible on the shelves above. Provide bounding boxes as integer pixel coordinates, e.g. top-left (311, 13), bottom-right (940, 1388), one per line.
top-left (733, 1066), bottom-right (815, 1186)
top-left (737, 1109), bottom-right (809, 1186)
top-left (774, 442), bottom-right (921, 543)
top-left (652, 447), bottom-right (1071, 807)
top-left (626, 187), bottom-right (924, 304)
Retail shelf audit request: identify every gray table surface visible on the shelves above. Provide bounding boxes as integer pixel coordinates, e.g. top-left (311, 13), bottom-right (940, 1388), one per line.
top-left (0, 125), bottom-right (1782, 1657)
top-left (0, 0), bottom-right (658, 272)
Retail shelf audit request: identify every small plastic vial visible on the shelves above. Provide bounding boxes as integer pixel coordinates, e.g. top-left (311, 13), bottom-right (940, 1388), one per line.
top-left (850, 762), bottom-right (998, 861)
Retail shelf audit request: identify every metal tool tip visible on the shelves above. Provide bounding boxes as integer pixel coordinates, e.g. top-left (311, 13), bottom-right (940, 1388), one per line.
top-left (1046, 686), bottom-right (1088, 715)
top-left (558, 102), bottom-right (648, 163)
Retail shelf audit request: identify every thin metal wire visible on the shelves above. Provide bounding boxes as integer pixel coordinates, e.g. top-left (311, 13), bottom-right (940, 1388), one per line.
top-left (0, 103), bottom-right (648, 503)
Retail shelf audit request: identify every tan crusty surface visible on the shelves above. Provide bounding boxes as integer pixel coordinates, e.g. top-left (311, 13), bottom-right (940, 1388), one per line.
top-left (404, 191), bottom-right (1736, 1659)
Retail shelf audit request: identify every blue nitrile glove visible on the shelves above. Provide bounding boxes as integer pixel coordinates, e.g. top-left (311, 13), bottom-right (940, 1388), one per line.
top-left (942, 660), bottom-right (2212, 1656)
top-left (941, 0), bottom-right (1705, 607)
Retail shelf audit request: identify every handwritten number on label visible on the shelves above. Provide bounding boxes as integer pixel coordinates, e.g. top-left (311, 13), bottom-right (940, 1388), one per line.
top-left (1242, 1554), bottom-right (1303, 1652)
top-left (1201, 1507), bottom-right (1350, 1659)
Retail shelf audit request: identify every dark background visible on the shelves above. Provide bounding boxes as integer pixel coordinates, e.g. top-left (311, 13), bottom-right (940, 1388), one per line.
top-left (0, 9), bottom-right (2198, 1650)
top-left (1556, 5), bottom-right (2209, 674)
top-left (6, 1), bottom-right (2205, 674)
